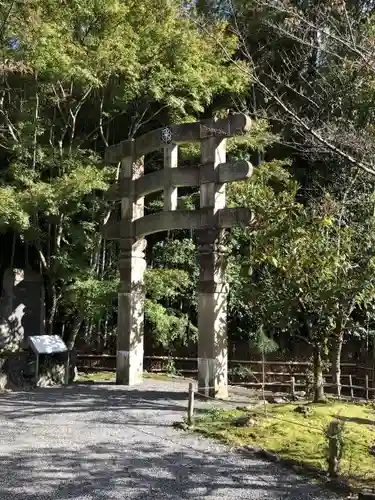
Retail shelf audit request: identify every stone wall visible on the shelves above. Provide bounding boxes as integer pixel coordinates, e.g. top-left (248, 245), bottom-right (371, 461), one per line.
top-left (0, 268), bottom-right (45, 352)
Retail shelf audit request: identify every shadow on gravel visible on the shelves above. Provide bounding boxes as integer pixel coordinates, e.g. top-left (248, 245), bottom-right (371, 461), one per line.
top-left (0, 383), bottom-right (191, 419)
top-left (0, 383), bottom-right (341, 499)
top-left (0, 441), bottom-right (337, 500)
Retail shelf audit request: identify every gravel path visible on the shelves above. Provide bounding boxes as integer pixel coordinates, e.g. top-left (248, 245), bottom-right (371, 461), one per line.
top-left (0, 379), bottom-right (345, 500)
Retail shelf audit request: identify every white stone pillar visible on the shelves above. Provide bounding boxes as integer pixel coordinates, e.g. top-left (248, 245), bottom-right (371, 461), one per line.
top-left (197, 133), bottom-right (228, 398)
top-left (117, 154), bottom-right (146, 385)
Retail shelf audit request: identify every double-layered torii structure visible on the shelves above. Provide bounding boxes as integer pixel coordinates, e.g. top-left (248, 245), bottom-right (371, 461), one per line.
top-left (102, 113), bottom-right (253, 398)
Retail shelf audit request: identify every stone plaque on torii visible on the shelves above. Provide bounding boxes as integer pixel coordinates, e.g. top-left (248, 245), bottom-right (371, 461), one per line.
top-left (102, 113), bottom-right (253, 398)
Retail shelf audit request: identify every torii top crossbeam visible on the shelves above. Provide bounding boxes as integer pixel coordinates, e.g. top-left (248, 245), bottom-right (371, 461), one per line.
top-left (104, 113), bottom-right (252, 162)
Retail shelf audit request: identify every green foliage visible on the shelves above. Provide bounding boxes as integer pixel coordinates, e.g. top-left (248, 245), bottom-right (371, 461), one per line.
top-left (152, 238), bottom-right (198, 276)
top-left (64, 277), bottom-right (118, 322)
top-left (165, 358), bottom-right (177, 375)
top-left (3, 0), bottom-right (247, 111)
top-left (253, 326), bottom-right (278, 355)
top-left (145, 268), bottom-right (192, 302)
top-left (228, 158), bottom-right (375, 390)
top-left (226, 160), bottom-right (297, 337)
top-left (145, 299), bottom-right (197, 349)
top-left (0, 187), bottom-right (29, 232)
top-left (144, 267), bottom-right (197, 349)
top-left (227, 119), bottom-right (277, 156)
top-left (18, 165), bottom-right (108, 218)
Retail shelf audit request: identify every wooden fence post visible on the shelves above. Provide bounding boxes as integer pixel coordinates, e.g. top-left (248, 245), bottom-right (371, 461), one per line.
top-left (291, 376), bottom-right (296, 400)
top-left (187, 382), bottom-right (195, 425)
top-left (365, 374), bottom-right (369, 401)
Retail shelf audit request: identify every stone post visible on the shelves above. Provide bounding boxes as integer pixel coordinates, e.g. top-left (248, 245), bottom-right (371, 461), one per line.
top-left (117, 152), bottom-right (146, 385)
top-left (197, 132), bottom-right (228, 398)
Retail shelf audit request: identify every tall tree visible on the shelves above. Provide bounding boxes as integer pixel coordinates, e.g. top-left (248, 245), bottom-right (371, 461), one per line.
top-left (228, 161), bottom-right (375, 401)
top-left (0, 0), bottom-right (248, 347)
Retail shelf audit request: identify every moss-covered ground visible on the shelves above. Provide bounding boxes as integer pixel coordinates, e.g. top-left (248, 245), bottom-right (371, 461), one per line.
top-left (76, 370), bottom-right (174, 383)
top-left (192, 400), bottom-right (375, 489)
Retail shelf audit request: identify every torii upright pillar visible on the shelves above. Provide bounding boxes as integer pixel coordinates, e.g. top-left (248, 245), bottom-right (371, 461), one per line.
top-left (197, 132), bottom-right (228, 398)
top-left (117, 149), bottom-right (146, 385)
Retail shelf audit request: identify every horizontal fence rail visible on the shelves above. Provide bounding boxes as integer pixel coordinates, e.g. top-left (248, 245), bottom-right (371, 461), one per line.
top-left (76, 353), bottom-right (375, 399)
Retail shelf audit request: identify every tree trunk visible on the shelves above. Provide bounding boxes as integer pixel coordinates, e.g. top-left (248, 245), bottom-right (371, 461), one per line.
top-left (66, 315), bottom-right (82, 351)
top-left (103, 314), bottom-right (109, 350)
top-left (331, 331), bottom-right (344, 398)
top-left (313, 343), bottom-right (326, 402)
top-left (83, 319), bottom-right (93, 345)
top-left (95, 319), bottom-right (102, 352)
top-left (45, 276), bottom-right (57, 336)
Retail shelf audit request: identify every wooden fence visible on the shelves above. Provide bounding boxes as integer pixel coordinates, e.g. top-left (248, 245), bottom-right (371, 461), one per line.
top-left (76, 353), bottom-right (375, 399)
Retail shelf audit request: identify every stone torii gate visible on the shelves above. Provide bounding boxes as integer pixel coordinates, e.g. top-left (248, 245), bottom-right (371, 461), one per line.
top-left (102, 113), bottom-right (253, 398)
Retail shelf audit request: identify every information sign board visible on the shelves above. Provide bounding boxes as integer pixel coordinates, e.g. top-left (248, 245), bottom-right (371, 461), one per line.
top-left (28, 335), bottom-right (68, 355)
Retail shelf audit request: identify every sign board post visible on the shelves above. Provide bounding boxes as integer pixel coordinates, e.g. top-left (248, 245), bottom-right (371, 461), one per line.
top-left (65, 352), bottom-right (70, 386)
top-left (28, 335), bottom-right (69, 387)
top-left (35, 353), bottom-right (39, 386)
